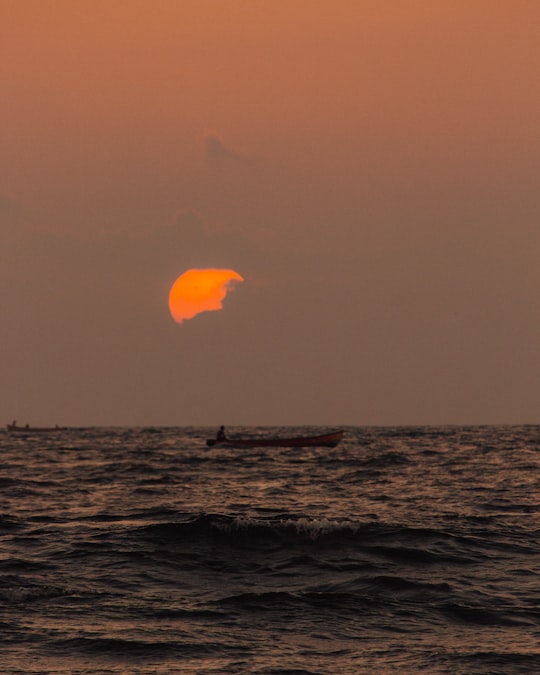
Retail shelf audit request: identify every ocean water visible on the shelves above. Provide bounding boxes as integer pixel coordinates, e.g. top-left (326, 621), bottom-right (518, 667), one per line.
top-left (1, 425), bottom-right (538, 674)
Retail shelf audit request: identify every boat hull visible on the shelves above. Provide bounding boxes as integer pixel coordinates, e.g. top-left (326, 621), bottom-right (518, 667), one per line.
top-left (6, 424), bottom-right (66, 433)
top-left (206, 430), bottom-right (344, 449)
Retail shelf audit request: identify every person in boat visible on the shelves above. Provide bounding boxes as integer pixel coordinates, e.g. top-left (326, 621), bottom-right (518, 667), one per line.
top-left (216, 426), bottom-right (226, 442)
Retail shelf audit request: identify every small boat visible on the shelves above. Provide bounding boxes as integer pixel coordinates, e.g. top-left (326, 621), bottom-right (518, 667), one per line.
top-left (6, 422), bottom-right (66, 433)
top-left (206, 429), bottom-right (344, 448)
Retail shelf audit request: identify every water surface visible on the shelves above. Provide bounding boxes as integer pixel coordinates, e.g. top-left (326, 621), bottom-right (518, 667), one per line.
top-left (1, 426), bottom-right (538, 673)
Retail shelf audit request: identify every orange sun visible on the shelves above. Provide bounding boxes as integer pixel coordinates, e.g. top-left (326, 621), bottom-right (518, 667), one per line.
top-left (168, 268), bottom-right (244, 324)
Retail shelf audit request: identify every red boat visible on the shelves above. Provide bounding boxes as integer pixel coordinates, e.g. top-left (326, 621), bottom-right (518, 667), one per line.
top-left (206, 429), bottom-right (344, 448)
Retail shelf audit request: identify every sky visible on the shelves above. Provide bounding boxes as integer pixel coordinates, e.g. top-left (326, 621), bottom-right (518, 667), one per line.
top-left (2, 1), bottom-right (539, 427)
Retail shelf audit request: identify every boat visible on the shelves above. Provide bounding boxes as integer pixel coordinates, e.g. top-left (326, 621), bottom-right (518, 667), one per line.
top-left (206, 429), bottom-right (344, 448)
top-left (6, 422), bottom-right (66, 433)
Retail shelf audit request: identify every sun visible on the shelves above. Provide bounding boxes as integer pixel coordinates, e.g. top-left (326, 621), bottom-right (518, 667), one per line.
top-left (168, 268), bottom-right (244, 324)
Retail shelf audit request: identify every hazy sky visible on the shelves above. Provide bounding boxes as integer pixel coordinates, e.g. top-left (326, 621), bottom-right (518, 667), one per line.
top-left (2, 1), bottom-right (539, 426)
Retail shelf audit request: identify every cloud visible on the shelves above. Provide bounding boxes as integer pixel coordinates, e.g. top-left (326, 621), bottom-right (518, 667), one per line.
top-left (203, 132), bottom-right (259, 166)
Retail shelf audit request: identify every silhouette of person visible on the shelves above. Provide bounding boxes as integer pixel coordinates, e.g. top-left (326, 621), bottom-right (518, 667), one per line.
top-left (216, 426), bottom-right (226, 441)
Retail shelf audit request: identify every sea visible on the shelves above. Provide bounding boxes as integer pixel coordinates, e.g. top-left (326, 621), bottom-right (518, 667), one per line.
top-left (1, 425), bottom-right (538, 674)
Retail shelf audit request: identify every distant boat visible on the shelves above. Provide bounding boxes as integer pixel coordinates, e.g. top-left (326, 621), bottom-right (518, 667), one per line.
top-left (6, 422), bottom-right (66, 433)
top-left (206, 429), bottom-right (344, 448)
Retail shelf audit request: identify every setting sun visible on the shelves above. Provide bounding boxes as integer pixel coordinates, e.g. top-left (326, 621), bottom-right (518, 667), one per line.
top-left (168, 268), bottom-right (244, 324)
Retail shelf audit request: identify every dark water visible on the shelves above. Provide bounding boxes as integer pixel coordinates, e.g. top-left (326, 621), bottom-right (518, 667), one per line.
top-left (1, 426), bottom-right (538, 674)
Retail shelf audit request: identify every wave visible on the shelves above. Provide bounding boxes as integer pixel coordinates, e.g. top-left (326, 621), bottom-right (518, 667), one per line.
top-left (135, 513), bottom-right (378, 546)
top-left (442, 601), bottom-right (537, 627)
top-left (0, 578), bottom-right (68, 604)
top-left (216, 579), bottom-right (538, 631)
top-left (127, 513), bottom-right (503, 572)
top-left (0, 513), bottom-right (22, 531)
top-left (448, 650), bottom-right (540, 673)
top-left (48, 635), bottom-right (241, 658)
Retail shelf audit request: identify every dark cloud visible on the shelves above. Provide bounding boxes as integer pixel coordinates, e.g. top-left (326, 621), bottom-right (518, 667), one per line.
top-left (203, 132), bottom-right (259, 166)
